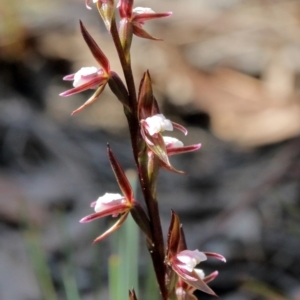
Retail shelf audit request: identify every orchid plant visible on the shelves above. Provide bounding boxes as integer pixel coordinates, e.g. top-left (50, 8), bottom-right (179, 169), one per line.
top-left (60, 1), bottom-right (225, 299)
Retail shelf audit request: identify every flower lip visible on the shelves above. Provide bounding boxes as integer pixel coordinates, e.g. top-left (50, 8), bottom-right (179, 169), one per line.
top-left (94, 192), bottom-right (126, 213)
top-left (194, 268), bottom-right (205, 280)
top-left (60, 65), bottom-right (109, 98)
top-left (176, 250), bottom-right (207, 272)
top-left (59, 75), bottom-right (107, 97)
top-left (163, 136), bottom-right (184, 148)
top-left (72, 66), bottom-right (100, 88)
top-left (132, 11), bottom-right (173, 25)
top-left (143, 114), bottom-right (173, 136)
top-left (79, 192), bottom-right (130, 223)
top-left (132, 7), bottom-right (155, 15)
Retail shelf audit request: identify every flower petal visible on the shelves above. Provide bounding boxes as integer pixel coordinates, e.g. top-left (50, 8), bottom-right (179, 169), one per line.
top-left (184, 275), bottom-right (216, 296)
top-left (166, 210), bottom-right (181, 260)
top-left (107, 145), bottom-right (134, 202)
top-left (143, 114), bottom-right (173, 136)
top-left (71, 84), bottom-right (106, 115)
top-left (93, 212), bottom-right (129, 243)
top-left (172, 263), bottom-right (198, 282)
top-left (203, 271), bottom-right (219, 284)
top-left (63, 74), bottom-right (76, 81)
top-left (132, 25), bottom-right (162, 41)
top-left (164, 136), bottom-right (184, 148)
top-left (86, 0), bottom-right (92, 9)
top-left (173, 266), bottom-right (216, 296)
top-left (172, 121), bottom-right (188, 135)
top-left (94, 193), bottom-right (124, 212)
top-left (118, 0), bottom-right (133, 18)
top-left (119, 18), bottom-right (133, 61)
top-left (97, 0), bottom-right (115, 31)
top-left (79, 21), bottom-right (110, 73)
top-left (60, 76), bottom-right (107, 97)
top-left (176, 287), bottom-right (197, 300)
top-left (204, 252), bottom-right (226, 263)
top-left (73, 66), bottom-right (99, 87)
top-left (194, 268), bottom-right (205, 280)
top-left (178, 226), bottom-right (188, 252)
top-left (143, 130), bottom-right (185, 174)
top-left (167, 144), bottom-right (201, 156)
top-left (137, 71), bottom-right (160, 120)
top-left (79, 203), bottom-right (129, 222)
top-left (133, 12), bottom-right (172, 23)
top-left (176, 250), bottom-right (207, 266)
top-left (132, 7), bottom-right (155, 15)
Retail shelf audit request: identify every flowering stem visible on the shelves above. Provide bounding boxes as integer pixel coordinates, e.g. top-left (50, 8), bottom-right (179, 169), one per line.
top-left (61, 3), bottom-right (224, 299)
top-left (110, 15), bottom-right (167, 300)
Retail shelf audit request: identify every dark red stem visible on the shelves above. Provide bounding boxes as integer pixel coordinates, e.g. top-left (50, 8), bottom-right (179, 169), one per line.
top-left (110, 17), bottom-right (137, 112)
top-left (110, 17), bottom-right (168, 300)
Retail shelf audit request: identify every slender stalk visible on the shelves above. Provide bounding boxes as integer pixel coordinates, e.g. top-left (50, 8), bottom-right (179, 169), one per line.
top-left (138, 156), bottom-right (168, 299)
top-left (110, 17), bottom-right (137, 112)
top-left (109, 16), bottom-right (168, 299)
top-left (125, 94), bottom-right (168, 300)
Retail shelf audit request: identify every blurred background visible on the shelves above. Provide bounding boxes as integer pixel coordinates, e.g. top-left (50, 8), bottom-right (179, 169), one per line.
top-left (1, 0), bottom-right (300, 299)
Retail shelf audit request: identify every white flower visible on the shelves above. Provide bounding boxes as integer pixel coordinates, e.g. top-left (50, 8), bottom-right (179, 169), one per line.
top-left (94, 193), bottom-right (125, 213)
top-left (195, 268), bottom-right (205, 280)
top-left (176, 250), bottom-right (207, 272)
top-left (73, 66), bottom-right (99, 88)
top-left (163, 136), bottom-right (184, 148)
top-left (133, 7), bottom-right (155, 15)
top-left (144, 114), bottom-right (173, 136)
